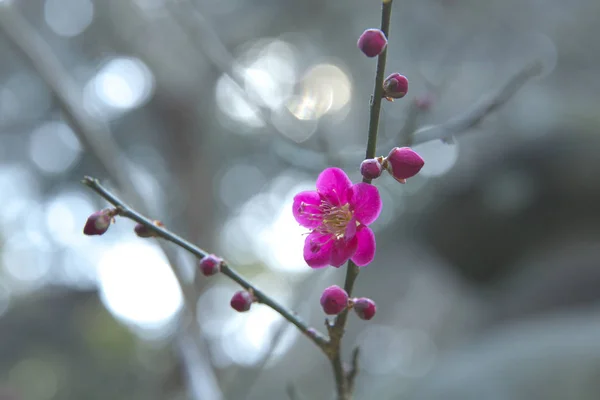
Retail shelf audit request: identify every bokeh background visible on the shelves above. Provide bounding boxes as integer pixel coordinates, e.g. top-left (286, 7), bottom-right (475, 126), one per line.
top-left (0, 0), bottom-right (599, 399)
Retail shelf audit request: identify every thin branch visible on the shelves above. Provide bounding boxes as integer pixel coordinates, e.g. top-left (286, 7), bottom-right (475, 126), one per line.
top-left (411, 60), bottom-right (543, 145)
top-left (329, 1), bottom-right (394, 399)
top-left (82, 176), bottom-right (329, 350)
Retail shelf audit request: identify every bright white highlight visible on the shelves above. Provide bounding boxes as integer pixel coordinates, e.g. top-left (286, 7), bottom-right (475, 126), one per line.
top-left (97, 242), bottom-right (183, 329)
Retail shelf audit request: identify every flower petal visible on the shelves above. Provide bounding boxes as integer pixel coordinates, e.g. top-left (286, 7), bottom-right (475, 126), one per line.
top-left (348, 183), bottom-right (382, 225)
top-left (316, 167), bottom-right (352, 206)
top-left (330, 236), bottom-right (358, 267)
top-left (351, 226), bottom-right (376, 267)
top-left (303, 232), bottom-right (333, 269)
top-left (293, 191), bottom-right (322, 229)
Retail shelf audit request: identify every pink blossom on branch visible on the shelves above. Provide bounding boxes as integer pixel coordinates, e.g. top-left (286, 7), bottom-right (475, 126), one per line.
top-left (293, 168), bottom-right (382, 268)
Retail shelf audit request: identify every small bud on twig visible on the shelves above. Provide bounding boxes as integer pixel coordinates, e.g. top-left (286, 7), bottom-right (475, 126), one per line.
top-left (199, 254), bottom-right (223, 276)
top-left (320, 285), bottom-right (349, 315)
top-left (360, 157), bottom-right (384, 180)
top-left (230, 290), bottom-right (254, 312)
top-left (382, 73), bottom-right (408, 101)
top-left (357, 29), bottom-right (388, 58)
top-left (383, 147), bottom-right (424, 183)
top-left (351, 297), bottom-right (377, 320)
top-left (83, 208), bottom-right (117, 236)
top-left (134, 220), bottom-right (164, 238)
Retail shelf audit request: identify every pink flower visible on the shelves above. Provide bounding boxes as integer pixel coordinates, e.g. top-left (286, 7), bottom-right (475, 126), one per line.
top-left (293, 167), bottom-right (382, 268)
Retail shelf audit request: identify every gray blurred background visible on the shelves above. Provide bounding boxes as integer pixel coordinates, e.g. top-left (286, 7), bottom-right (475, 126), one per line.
top-left (0, 0), bottom-right (599, 399)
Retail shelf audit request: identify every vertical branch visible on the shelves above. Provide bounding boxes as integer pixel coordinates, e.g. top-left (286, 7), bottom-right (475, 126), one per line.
top-left (328, 1), bottom-right (394, 399)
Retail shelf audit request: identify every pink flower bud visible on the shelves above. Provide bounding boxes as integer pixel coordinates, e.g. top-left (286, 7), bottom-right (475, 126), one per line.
top-left (83, 209), bottom-right (116, 236)
top-left (199, 254), bottom-right (222, 276)
top-left (383, 147), bottom-right (424, 183)
top-left (320, 285), bottom-right (349, 315)
top-left (134, 220), bottom-right (164, 238)
top-left (357, 29), bottom-right (388, 58)
top-left (230, 290), bottom-right (254, 312)
top-left (360, 158), bottom-right (383, 180)
top-left (352, 297), bottom-right (376, 320)
top-left (382, 73), bottom-right (408, 101)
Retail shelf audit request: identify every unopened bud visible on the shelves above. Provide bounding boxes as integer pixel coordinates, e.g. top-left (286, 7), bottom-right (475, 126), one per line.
top-left (199, 254), bottom-right (222, 276)
top-left (134, 220), bottom-right (164, 238)
top-left (352, 297), bottom-right (376, 320)
top-left (357, 29), bottom-right (388, 58)
top-left (360, 158), bottom-right (383, 180)
top-left (382, 73), bottom-right (408, 101)
top-left (383, 147), bottom-right (424, 183)
top-left (230, 290), bottom-right (254, 312)
top-left (320, 285), bottom-right (349, 315)
top-left (83, 209), bottom-right (116, 236)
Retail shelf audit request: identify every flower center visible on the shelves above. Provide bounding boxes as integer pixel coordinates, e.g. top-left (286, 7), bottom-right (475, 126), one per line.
top-left (320, 201), bottom-right (353, 238)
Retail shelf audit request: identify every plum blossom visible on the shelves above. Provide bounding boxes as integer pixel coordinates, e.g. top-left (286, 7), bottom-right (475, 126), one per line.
top-left (293, 168), bottom-right (382, 268)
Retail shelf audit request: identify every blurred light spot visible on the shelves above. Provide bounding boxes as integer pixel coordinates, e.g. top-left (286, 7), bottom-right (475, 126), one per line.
top-left (3, 231), bottom-right (52, 289)
top-left (288, 63), bottom-right (351, 121)
top-left (59, 246), bottom-right (101, 289)
top-left (357, 326), bottom-right (437, 377)
top-left (286, 92), bottom-right (331, 121)
top-left (45, 190), bottom-right (95, 246)
top-left (29, 121), bottom-right (82, 175)
top-left (97, 242), bottom-right (182, 330)
top-left (413, 139), bottom-right (459, 177)
top-left (371, 185), bottom-right (395, 230)
top-left (9, 358), bottom-right (59, 400)
top-left (84, 57), bottom-right (155, 116)
top-left (44, 0), bottom-right (94, 37)
top-left (245, 68), bottom-right (285, 110)
top-left (481, 170), bottom-right (536, 215)
top-left (197, 285), bottom-right (239, 340)
top-left (218, 276), bottom-right (296, 366)
top-left (216, 74), bottom-right (264, 129)
top-left (244, 41), bottom-right (296, 110)
top-left (220, 216), bottom-right (260, 266)
top-left (271, 105), bottom-right (318, 143)
top-left (257, 183), bottom-right (314, 273)
top-left (218, 163), bottom-right (266, 209)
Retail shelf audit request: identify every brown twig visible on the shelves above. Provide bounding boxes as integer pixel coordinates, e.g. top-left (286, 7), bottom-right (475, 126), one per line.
top-left (327, 1), bottom-right (394, 399)
top-left (82, 176), bottom-right (329, 350)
